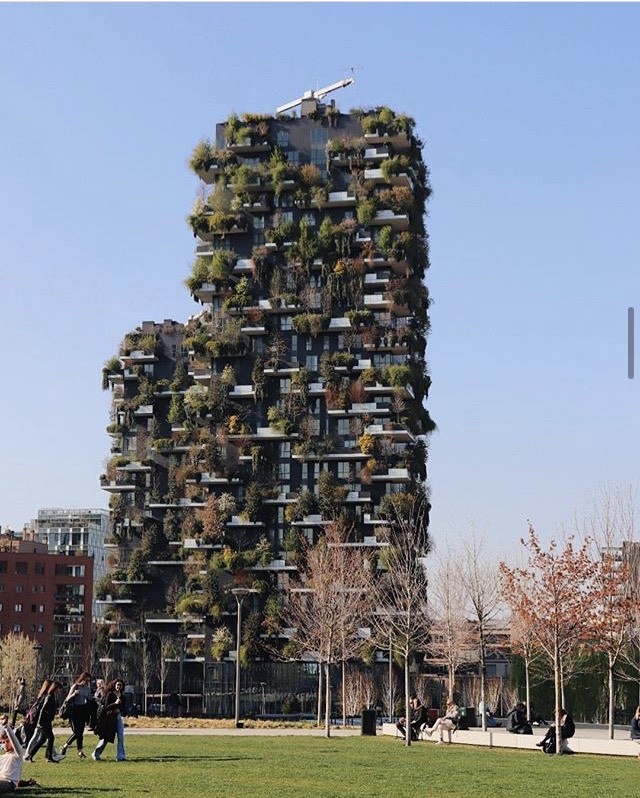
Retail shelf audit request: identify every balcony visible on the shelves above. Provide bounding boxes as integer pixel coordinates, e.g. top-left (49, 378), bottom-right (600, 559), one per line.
top-left (363, 167), bottom-right (414, 191)
top-left (133, 405), bottom-right (154, 418)
top-left (226, 515), bottom-right (265, 528)
top-left (228, 384), bottom-right (256, 399)
top-left (370, 210), bottom-right (410, 231)
top-left (186, 472), bottom-right (242, 487)
top-left (115, 461), bottom-right (152, 474)
top-left (371, 467), bottom-right (410, 483)
top-left (225, 138), bottom-right (271, 155)
top-left (325, 190), bottom-right (357, 208)
top-left (364, 130), bottom-right (412, 152)
top-left (364, 271), bottom-right (391, 288)
top-left (364, 293), bottom-right (391, 310)
top-left (363, 146), bottom-right (390, 162)
top-left (364, 381), bottom-right (415, 399)
top-left (148, 499), bottom-right (207, 509)
top-left (291, 514), bottom-right (330, 527)
top-left (121, 350), bottom-right (158, 365)
top-left (100, 478), bottom-right (137, 493)
top-left (364, 423), bottom-right (415, 444)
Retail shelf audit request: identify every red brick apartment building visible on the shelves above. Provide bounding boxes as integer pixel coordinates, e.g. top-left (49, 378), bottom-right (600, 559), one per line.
top-left (0, 536), bottom-right (93, 677)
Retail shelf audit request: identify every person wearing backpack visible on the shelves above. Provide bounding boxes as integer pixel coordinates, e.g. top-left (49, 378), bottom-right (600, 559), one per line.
top-left (59, 672), bottom-right (92, 759)
top-left (23, 680), bottom-right (64, 763)
top-left (18, 679), bottom-right (49, 751)
top-left (92, 678), bottom-right (127, 762)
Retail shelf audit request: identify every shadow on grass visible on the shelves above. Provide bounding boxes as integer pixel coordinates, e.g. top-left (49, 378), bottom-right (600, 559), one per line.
top-left (137, 755), bottom-right (259, 763)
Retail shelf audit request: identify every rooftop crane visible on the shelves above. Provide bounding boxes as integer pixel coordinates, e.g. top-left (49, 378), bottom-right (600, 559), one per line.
top-left (276, 76), bottom-right (355, 116)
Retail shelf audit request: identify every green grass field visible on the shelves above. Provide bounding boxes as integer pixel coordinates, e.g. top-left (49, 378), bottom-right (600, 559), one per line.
top-left (19, 735), bottom-right (636, 798)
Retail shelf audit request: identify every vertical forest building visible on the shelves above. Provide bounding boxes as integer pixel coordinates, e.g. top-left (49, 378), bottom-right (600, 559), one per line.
top-left (100, 92), bottom-right (433, 710)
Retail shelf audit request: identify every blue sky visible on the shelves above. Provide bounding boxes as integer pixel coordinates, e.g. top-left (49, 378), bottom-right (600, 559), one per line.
top-left (1, 3), bottom-right (638, 558)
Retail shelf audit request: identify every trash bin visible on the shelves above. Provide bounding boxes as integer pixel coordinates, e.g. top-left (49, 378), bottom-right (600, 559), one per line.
top-left (361, 708), bottom-right (377, 736)
top-left (458, 707), bottom-right (476, 729)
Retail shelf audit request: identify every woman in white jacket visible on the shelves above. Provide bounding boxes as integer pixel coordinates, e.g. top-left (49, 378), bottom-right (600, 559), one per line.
top-left (0, 718), bottom-right (25, 793)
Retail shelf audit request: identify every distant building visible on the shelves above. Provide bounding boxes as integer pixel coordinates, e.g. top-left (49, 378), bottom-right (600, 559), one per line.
top-left (0, 538), bottom-right (94, 680)
top-left (30, 507), bottom-right (108, 618)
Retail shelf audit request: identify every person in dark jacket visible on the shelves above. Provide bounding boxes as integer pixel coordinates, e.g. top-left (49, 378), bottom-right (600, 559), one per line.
top-left (630, 706), bottom-right (640, 741)
top-left (537, 708), bottom-right (575, 753)
top-left (60, 671), bottom-right (92, 759)
top-left (396, 697), bottom-right (428, 741)
top-left (10, 679), bottom-right (28, 728)
top-left (92, 678), bottom-right (126, 762)
top-left (506, 702), bottom-right (532, 735)
top-left (23, 680), bottom-right (63, 763)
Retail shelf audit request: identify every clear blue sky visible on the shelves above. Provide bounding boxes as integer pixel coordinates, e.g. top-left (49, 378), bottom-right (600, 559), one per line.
top-left (1, 3), bottom-right (638, 558)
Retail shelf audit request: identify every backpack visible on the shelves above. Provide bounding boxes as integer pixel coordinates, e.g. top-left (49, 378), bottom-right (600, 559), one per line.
top-left (24, 697), bottom-right (44, 727)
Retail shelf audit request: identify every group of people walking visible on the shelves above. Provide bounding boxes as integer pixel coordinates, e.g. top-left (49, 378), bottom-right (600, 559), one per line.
top-left (1, 671), bottom-right (128, 781)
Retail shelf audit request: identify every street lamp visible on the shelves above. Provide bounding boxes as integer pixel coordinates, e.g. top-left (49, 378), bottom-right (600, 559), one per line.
top-left (231, 587), bottom-right (258, 727)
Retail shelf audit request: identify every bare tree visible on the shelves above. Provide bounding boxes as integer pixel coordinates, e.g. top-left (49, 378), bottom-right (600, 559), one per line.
top-left (285, 522), bottom-right (371, 737)
top-left (371, 493), bottom-right (431, 746)
top-left (580, 486), bottom-right (638, 737)
top-left (460, 534), bottom-right (502, 731)
top-left (426, 549), bottom-right (474, 703)
top-left (0, 634), bottom-right (39, 708)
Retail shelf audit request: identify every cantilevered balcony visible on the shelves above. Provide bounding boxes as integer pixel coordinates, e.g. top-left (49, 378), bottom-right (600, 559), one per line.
top-left (364, 382), bottom-right (415, 399)
top-left (100, 477), bottom-right (137, 493)
top-left (363, 167), bottom-right (414, 191)
top-left (228, 384), bottom-right (256, 399)
top-left (364, 423), bottom-right (416, 444)
top-left (370, 210), bottom-right (410, 231)
top-left (325, 190), bottom-right (357, 208)
top-left (363, 130), bottom-right (412, 152)
top-left (327, 401), bottom-right (391, 418)
top-left (121, 350), bottom-right (158, 366)
top-left (371, 467), bottom-right (410, 483)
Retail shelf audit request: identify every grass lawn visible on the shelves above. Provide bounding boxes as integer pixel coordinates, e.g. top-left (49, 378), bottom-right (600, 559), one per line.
top-left (19, 735), bottom-right (636, 798)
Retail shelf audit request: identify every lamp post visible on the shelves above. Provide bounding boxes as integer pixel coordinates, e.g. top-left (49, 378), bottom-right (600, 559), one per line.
top-left (231, 587), bottom-right (257, 727)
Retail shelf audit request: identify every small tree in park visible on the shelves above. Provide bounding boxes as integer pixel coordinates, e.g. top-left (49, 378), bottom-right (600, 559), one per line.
top-left (0, 634), bottom-right (38, 708)
top-left (500, 524), bottom-right (597, 753)
top-left (426, 549), bottom-right (473, 703)
top-left (285, 521), bottom-right (371, 738)
top-left (460, 534), bottom-right (502, 731)
top-left (581, 486), bottom-right (638, 738)
top-left (372, 492), bottom-right (431, 746)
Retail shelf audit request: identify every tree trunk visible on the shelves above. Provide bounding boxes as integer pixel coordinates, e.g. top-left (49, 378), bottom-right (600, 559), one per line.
top-left (554, 645), bottom-right (562, 754)
top-left (525, 657), bottom-right (531, 723)
top-left (447, 664), bottom-right (454, 702)
top-left (404, 649), bottom-right (411, 746)
top-left (324, 661), bottom-right (331, 738)
top-left (608, 654), bottom-right (615, 739)
top-left (479, 647), bottom-right (486, 732)
top-left (342, 658), bottom-right (346, 728)
top-left (317, 664), bottom-right (323, 728)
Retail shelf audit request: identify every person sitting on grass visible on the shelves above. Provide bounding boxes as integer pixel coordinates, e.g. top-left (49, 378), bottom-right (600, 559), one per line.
top-left (0, 715), bottom-right (25, 793)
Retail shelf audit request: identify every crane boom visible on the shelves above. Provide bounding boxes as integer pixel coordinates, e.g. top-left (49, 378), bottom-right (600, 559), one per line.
top-left (276, 76), bottom-right (354, 115)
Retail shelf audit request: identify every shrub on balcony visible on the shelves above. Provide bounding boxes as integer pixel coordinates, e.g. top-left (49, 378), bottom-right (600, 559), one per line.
top-left (210, 625), bottom-right (234, 661)
top-left (385, 364), bottom-right (413, 388)
top-left (267, 406), bottom-right (294, 436)
top-left (184, 384), bottom-right (210, 417)
top-left (291, 312), bottom-right (330, 337)
top-left (358, 432), bottom-right (378, 456)
top-left (189, 138), bottom-right (213, 173)
top-left (356, 197), bottom-right (378, 226)
top-left (223, 276), bottom-right (252, 311)
top-left (284, 489), bottom-right (318, 523)
top-left (381, 154), bottom-right (412, 182)
top-left (378, 185), bottom-right (414, 214)
top-left (318, 470), bottom-right (348, 517)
